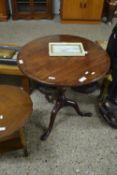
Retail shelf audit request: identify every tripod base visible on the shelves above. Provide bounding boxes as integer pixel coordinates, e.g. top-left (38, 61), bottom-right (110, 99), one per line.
top-left (40, 88), bottom-right (92, 141)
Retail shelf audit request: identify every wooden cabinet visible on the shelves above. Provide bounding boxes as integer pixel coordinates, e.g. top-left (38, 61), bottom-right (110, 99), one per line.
top-left (61, 0), bottom-right (104, 23)
top-left (0, 0), bottom-right (9, 21)
top-left (11, 0), bottom-right (53, 20)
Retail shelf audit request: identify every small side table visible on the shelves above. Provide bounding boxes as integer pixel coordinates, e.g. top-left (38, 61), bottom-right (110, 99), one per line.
top-left (0, 85), bottom-right (32, 156)
top-left (17, 35), bottom-right (110, 140)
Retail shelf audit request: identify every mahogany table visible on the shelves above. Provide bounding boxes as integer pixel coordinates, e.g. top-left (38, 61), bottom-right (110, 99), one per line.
top-left (0, 85), bottom-right (32, 155)
top-left (17, 35), bottom-right (110, 140)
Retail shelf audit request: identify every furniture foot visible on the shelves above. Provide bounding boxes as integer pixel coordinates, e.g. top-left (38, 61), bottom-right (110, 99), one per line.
top-left (64, 97), bottom-right (92, 117)
top-left (40, 130), bottom-right (51, 141)
top-left (23, 147), bottom-right (28, 157)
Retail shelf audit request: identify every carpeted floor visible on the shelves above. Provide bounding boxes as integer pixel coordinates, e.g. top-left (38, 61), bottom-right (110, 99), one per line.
top-left (0, 16), bottom-right (117, 175)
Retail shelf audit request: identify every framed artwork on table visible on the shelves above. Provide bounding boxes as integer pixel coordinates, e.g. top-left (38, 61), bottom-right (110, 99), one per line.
top-left (0, 45), bottom-right (20, 65)
top-left (49, 42), bottom-right (88, 56)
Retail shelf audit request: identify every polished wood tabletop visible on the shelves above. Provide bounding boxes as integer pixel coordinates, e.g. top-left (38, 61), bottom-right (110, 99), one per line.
top-left (17, 35), bottom-right (110, 87)
top-left (0, 85), bottom-right (32, 139)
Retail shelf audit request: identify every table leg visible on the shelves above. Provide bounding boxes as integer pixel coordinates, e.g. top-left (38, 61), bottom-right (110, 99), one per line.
top-left (40, 88), bottom-right (92, 141)
top-left (19, 128), bottom-right (28, 157)
top-left (21, 76), bottom-right (30, 93)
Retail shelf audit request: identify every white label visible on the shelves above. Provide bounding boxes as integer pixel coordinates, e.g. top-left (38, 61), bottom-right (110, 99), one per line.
top-left (0, 115), bottom-right (3, 119)
top-left (48, 76), bottom-right (56, 80)
top-left (19, 59), bottom-right (24, 64)
top-left (91, 72), bottom-right (95, 75)
top-left (85, 71), bottom-right (89, 75)
top-left (79, 76), bottom-right (87, 82)
top-left (0, 127), bottom-right (6, 131)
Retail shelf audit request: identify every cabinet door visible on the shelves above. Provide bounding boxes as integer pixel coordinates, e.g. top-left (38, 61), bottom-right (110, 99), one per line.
top-left (61, 0), bottom-right (104, 21)
top-left (61, 0), bottom-right (83, 20)
top-left (0, 0), bottom-right (5, 16)
top-left (14, 0), bottom-right (31, 14)
top-left (12, 0), bottom-right (32, 20)
top-left (82, 0), bottom-right (104, 20)
top-left (32, 0), bottom-right (48, 13)
top-left (12, 0), bottom-right (53, 19)
top-left (0, 0), bottom-right (8, 21)
top-left (32, 0), bottom-right (53, 19)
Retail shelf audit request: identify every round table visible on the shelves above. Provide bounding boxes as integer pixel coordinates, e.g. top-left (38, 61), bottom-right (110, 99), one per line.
top-left (0, 85), bottom-right (32, 155)
top-left (17, 35), bottom-right (110, 140)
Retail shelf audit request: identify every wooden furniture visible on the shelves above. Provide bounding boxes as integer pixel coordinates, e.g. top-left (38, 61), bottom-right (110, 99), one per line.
top-left (0, 0), bottom-right (9, 21)
top-left (17, 35), bottom-right (110, 140)
top-left (0, 85), bottom-right (32, 155)
top-left (0, 44), bottom-right (30, 93)
top-left (60, 0), bottom-right (104, 23)
top-left (0, 64), bottom-right (30, 93)
top-left (11, 0), bottom-right (53, 20)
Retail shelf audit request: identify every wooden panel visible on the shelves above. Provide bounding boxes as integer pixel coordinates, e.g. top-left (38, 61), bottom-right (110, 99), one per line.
top-left (61, 0), bottom-right (104, 23)
top-left (17, 35), bottom-right (110, 87)
top-left (82, 0), bottom-right (104, 20)
top-left (0, 64), bottom-right (22, 75)
top-left (0, 128), bottom-right (28, 156)
top-left (61, 0), bottom-right (83, 19)
top-left (0, 0), bottom-right (9, 21)
top-left (0, 130), bottom-right (23, 153)
top-left (11, 0), bottom-right (53, 20)
top-left (0, 85), bottom-right (32, 139)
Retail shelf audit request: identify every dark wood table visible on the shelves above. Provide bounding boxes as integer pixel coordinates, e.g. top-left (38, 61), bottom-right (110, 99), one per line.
top-left (17, 35), bottom-right (110, 140)
top-left (0, 85), bottom-right (32, 155)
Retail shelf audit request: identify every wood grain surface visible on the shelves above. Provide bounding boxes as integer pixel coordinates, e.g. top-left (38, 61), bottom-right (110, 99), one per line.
top-left (0, 85), bottom-right (32, 139)
top-left (18, 35), bottom-right (110, 87)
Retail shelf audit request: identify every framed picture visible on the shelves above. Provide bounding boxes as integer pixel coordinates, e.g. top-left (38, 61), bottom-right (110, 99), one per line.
top-left (49, 42), bottom-right (87, 56)
top-left (0, 45), bottom-right (20, 65)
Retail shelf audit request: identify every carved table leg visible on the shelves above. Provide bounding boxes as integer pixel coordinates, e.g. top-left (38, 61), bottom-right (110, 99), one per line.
top-left (40, 100), bottom-right (62, 141)
top-left (63, 97), bottom-right (92, 117)
top-left (40, 88), bottom-right (92, 141)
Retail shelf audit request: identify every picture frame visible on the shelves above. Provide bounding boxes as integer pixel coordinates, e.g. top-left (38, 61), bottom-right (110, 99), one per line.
top-left (49, 42), bottom-right (87, 56)
top-left (0, 45), bottom-right (20, 65)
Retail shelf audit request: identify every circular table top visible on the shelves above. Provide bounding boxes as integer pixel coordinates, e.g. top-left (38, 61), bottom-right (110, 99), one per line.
top-left (18, 35), bottom-right (110, 87)
top-left (0, 85), bottom-right (32, 139)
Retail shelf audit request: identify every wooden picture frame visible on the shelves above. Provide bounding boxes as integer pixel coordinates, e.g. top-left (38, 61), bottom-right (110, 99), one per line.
top-left (49, 42), bottom-right (87, 56)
